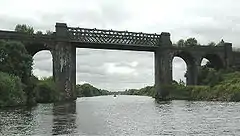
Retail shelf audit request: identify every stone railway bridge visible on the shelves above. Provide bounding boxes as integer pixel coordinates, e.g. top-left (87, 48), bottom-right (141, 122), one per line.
top-left (0, 22), bottom-right (239, 101)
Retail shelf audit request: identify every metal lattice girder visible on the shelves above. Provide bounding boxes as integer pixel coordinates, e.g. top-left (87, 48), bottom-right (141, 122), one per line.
top-left (68, 27), bottom-right (161, 46)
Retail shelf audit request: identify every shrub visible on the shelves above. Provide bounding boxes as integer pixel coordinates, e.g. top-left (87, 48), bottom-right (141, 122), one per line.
top-left (0, 72), bottom-right (26, 107)
top-left (34, 77), bottom-right (59, 103)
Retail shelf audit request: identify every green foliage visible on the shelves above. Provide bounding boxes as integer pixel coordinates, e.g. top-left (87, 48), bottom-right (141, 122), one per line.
top-left (177, 39), bottom-right (185, 47)
top-left (171, 71), bottom-right (240, 102)
top-left (76, 83), bottom-right (110, 97)
top-left (176, 38), bottom-right (217, 47)
top-left (208, 42), bottom-right (216, 46)
top-left (184, 38), bottom-right (198, 46)
top-left (34, 77), bottom-right (60, 103)
top-left (165, 83), bottom-right (191, 100)
top-left (121, 68), bottom-right (240, 102)
top-left (121, 86), bottom-right (156, 97)
top-left (0, 40), bottom-right (34, 107)
top-left (176, 38), bottom-right (199, 47)
top-left (0, 40), bottom-right (33, 82)
top-left (23, 75), bottom-right (39, 105)
top-left (0, 72), bottom-right (26, 107)
top-left (197, 67), bottom-right (223, 86)
top-left (46, 30), bottom-right (54, 35)
top-left (35, 31), bottom-right (43, 35)
top-left (15, 24), bottom-right (34, 35)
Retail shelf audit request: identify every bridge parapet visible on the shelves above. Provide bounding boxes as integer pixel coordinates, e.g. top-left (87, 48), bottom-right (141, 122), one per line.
top-left (0, 30), bottom-right (55, 42)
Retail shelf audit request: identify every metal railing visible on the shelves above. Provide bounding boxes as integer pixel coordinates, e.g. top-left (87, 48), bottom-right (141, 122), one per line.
top-left (67, 27), bottom-right (161, 46)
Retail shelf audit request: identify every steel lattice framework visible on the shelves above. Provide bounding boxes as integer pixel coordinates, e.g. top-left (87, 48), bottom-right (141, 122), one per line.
top-left (68, 27), bottom-right (161, 46)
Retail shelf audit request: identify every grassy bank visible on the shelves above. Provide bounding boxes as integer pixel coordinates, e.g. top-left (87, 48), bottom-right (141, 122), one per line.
top-left (122, 71), bottom-right (240, 102)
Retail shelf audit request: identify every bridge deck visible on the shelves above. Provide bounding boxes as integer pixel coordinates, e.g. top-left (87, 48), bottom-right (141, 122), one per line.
top-left (0, 29), bottom-right (226, 53)
top-left (68, 27), bottom-right (161, 46)
top-left (72, 42), bottom-right (158, 51)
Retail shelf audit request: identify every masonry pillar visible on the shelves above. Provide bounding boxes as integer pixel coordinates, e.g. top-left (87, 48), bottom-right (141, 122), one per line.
top-left (155, 32), bottom-right (172, 99)
top-left (52, 23), bottom-right (76, 101)
top-left (186, 61), bottom-right (198, 85)
top-left (223, 42), bottom-right (233, 68)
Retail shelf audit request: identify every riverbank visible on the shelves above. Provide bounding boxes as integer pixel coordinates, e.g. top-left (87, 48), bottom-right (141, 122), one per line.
top-left (122, 71), bottom-right (240, 102)
top-left (0, 74), bottom-right (111, 108)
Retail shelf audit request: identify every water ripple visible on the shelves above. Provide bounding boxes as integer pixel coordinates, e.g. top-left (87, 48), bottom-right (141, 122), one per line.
top-left (1, 95), bottom-right (240, 135)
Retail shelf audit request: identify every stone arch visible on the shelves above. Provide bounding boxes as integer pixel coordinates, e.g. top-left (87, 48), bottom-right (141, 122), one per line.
top-left (25, 42), bottom-right (52, 56)
top-left (171, 51), bottom-right (195, 65)
top-left (28, 42), bottom-right (54, 79)
top-left (200, 53), bottom-right (224, 70)
top-left (171, 50), bottom-right (197, 85)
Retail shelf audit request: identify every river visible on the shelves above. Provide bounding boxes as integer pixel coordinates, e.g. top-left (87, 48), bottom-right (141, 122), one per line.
top-left (0, 95), bottom-right (240, 135)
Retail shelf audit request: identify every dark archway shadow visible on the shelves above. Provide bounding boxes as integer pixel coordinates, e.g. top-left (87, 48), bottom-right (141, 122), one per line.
top-left (52, 101), bottom-right (77, 135)
top-left (201, 54), bottom-right (224, 70)
top-left (25, 43), bottom-right (50, 56)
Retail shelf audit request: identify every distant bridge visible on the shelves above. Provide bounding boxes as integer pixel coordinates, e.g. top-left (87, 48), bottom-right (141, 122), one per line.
top-left (0, 23), bottom-right (239, 101)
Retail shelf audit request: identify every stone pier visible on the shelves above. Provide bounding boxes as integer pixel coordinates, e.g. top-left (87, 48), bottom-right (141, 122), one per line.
top-left (52, 23), bottom-right (76, 101)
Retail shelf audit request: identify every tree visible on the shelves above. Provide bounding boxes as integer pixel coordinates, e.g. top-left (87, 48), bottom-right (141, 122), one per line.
top-left (46, 30), bottom-right (54, 35)
top-left (0, 72), bottom-right (27, 107)
top-left (208, 42), bottom-right (216, 46)
top-left (34, 77), bottom-right (59, 103)
top-left (36, 31), bottom-right (43, 35)
top-left (177, 39), bottom-right (185, 47)
top-left (0, 40), bottom-right (33, 82)
top-left (75, 83), bottom-right (109, 97)
top-left (197, 63), bottom-right (223, 86)
top-left (15, 24), bottom-right (34, 35)
top-left (204, 61), bottom-right (214, 68)
top-left (179, 79), bottom-right (185, 85)
top-left (184, 38), bottom-right (198, 46)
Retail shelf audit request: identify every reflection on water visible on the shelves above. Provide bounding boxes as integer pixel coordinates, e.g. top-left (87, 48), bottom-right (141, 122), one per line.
top-left (52, 102), bottom-right (77, 135)
top-left (1, 95), bottom-right (240, 135)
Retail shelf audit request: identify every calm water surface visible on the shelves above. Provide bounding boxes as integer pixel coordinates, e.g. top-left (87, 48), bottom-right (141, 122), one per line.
top-left (1, 95), bottom-right (240, 135)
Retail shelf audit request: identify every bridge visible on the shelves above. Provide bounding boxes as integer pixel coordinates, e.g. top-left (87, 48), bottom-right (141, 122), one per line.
top-left (0, 22), bottom-right (239, 101)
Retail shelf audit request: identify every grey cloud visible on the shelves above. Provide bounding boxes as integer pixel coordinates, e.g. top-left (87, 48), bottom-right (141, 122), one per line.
top-left (77, 64), bottom-right (106, 76)
top-left (0, 13), bottom-right (60, 32)
top-left (33, 51), bottom-right (52, 61)
top-left (33, 61), bottom-right (52, 72)
top-left (64, 0), bottom-right (132, 29)
top-left (33, 51), bottom-right (53, 72)
top-left (0, 15), bottom-right (34, 30)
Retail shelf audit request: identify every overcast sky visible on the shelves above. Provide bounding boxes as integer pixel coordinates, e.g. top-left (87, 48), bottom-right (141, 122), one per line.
top-left (1, 0), bottom-right (240, 91)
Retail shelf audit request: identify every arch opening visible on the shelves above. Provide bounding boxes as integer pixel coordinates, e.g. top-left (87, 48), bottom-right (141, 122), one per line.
top-left (198, 55), bottom-right (223, 85)
top-left (172, 51), bottom-right (195, 85)
top-left (201, 54), bottom-right (224, 70)
top-left (76, 48), bottom-right (154, 92)
top-left (32, 50), bottom-right (53, 79)
top-left (172, 57), bottom-right (187, 85)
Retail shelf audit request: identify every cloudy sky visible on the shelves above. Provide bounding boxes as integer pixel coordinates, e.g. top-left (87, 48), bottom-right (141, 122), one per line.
top-left (1, 0), bottom-right (240, 91)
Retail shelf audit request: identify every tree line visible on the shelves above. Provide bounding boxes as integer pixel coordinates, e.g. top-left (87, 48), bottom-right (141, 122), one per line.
top-left (15, 24), bottom-right (53, 35)
top-left (174, 37), bottom-right (224, 47)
